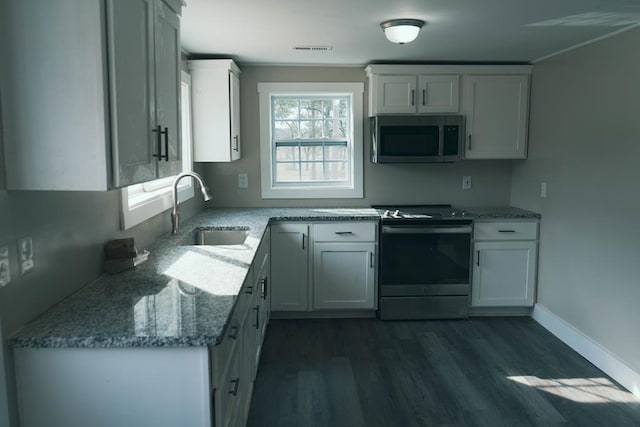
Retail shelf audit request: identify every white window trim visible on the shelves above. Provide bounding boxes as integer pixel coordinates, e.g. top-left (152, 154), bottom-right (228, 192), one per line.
top-left (258, 82), bottom-right (364, 199)
top-left (120, 70), bottom-right (194, 230)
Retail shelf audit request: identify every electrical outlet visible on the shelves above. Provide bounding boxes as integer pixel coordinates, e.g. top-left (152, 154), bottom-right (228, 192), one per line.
top-left (0, 245), bottom-right (10, 287)
top-left (238, 173), bottom-right (248, 189)
top-left (540, 182), bottom-right (547, 198)
top-left (17, 237), bottom-right (34, 275)
top-left (462, 176), bottom-right (472, 190)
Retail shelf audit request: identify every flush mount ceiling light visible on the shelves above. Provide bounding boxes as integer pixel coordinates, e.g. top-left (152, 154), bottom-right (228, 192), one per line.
top-left (380, 19), bottom-right (425, 44)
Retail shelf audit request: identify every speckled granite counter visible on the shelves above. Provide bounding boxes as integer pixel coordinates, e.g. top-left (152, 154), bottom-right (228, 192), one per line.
top-left (10, 208), bottom-right (380, 349)
top-left (460, 206), bottom-right (541, 220)
top-left (10, 206), bottom-right (539, 349)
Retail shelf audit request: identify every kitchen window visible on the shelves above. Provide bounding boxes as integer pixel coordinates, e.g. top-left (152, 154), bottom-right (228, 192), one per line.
top-left (258, 82), bottom-right (364, 199)
top-left (120, 70), bottom-right (194, 230)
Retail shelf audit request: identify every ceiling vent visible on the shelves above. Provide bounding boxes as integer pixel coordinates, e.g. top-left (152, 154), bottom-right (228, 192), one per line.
top-left (292, 45), bottom-right (333, 52)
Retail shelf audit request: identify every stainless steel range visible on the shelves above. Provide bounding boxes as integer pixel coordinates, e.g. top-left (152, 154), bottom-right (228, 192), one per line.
top-left (373, 205), bottom-right (473, 320)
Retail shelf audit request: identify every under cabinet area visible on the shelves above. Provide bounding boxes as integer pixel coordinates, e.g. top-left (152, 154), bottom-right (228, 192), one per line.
top-left (471, 221), bottom-right (538, 309)
top-left (270, 221), bottom-right (378, 316)
top-left (189, 59), bottom-right (242, 162)
top-left (1, 0), bottom-right (183, 190)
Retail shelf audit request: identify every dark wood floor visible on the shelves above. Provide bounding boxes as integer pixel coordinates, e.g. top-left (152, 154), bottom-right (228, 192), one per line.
top-left (247, 317), bottom-right (640, 427)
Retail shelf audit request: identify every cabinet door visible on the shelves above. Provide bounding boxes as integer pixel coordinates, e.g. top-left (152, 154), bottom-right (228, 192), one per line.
top-left (417, 75), bottom-right (459, 113)
top-left (154, 0), bottom-right (182, 178)
top-left (107, 0), bottom-right (157, 187)
top-left (313, 243), bottom-right (376, 310)
top-left (375, 75), bottom-right (418, 114)
top-left (463, 75), bottom-right (529, 159)
top-left (270, 224), bottom-right (309, 311)
top-left (230, 71), bottom-right (241, 161)
top-left (472, 241), bottom-right (537, 307)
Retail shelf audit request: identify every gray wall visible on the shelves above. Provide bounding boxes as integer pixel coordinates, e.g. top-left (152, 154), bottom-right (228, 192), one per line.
top-left (202, 66), bottom-right (514, 208)
top-left (511, 28), bottom-right (640, 373)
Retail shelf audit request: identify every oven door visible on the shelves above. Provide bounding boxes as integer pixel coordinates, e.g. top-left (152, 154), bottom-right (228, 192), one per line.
top-left (379, 223), bottom-right (472, 319)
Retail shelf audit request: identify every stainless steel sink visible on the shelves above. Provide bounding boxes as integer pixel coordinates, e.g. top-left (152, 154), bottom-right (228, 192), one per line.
top-left (187, 228), bottom-right (249, 246)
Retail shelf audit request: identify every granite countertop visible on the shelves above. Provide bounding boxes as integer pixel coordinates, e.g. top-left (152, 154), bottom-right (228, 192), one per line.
top-left (10, 206), bottom-right (539, 349)
top-left (10, 208), bottom-right (380, 349)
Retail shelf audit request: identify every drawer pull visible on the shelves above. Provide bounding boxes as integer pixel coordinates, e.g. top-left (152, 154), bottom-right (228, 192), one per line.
top-left (229, 378), bottom-right (240, 396)
top-left (261, 277), bottom-right (268, 300)
top-left (476, 250), bottom-right (480, 267)
top-left (228, 325), bottom-right (239, 340)
top-left (498, 230), bottom-right (516, 233)
top-left (252, 305), bottom-right (260, 330)
top-left (335, 231), bottom-right (354, 235)
top-left (370, 252), bottom-right (374, 268)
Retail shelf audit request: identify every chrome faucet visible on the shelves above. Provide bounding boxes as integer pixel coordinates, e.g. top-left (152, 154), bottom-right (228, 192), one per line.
top-left (171, 171), bottom-right (213, 235)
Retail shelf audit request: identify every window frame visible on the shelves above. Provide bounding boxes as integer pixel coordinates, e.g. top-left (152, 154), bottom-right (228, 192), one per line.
top-left (258, 82), bottom-right (364, 199)
top-left (120, 70), bottom-right (194, 230)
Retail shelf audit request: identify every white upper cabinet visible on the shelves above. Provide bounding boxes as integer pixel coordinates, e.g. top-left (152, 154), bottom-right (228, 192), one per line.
top-left (463, 74), bottom-right (530, 159)
top-left (366, 67), bottom-right (459, 115)
top-left (0, 0), bottom-right (182, 190)
top-left (188, 59), bottom-right (242, 162)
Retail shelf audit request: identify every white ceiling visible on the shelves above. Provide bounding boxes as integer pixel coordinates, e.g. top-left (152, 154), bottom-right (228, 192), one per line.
top-left (180, 0), bottom-right (640, 65)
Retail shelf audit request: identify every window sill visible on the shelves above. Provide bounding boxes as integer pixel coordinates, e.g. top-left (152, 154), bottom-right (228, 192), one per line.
top-left (120, 184), bottom-right (194, 230)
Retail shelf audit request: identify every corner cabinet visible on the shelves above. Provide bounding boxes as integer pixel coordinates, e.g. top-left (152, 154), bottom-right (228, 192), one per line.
top-left (471, 221), bottom-right (538, 308)
top-left (270, 221), bottom-right (378, 316)
top-left (0, 0), bottom-right (183, 190)
top-left (189, 59), bottom-right (242, 162)
top-left (270, 223), bottom-right (309, 311)
top-left (463, 75), bottom-right (530, 159)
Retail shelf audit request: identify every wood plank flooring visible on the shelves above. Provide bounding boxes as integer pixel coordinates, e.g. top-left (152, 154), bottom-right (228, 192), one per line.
top-left (247, 317), bottom-right (640, 426)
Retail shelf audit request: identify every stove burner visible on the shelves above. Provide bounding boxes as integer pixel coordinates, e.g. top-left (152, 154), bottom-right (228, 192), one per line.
top-left (374, 204), bottom-right (468, 221)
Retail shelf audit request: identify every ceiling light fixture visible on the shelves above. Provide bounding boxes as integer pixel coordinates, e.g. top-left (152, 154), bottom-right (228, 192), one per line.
top-left (380, 19), bottom-right (425, 44)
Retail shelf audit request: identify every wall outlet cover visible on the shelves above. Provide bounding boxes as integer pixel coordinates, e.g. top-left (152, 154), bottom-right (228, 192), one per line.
top-left (238, 173), bottom-right (248, 189)
top-left (0, 245), bottom-right (10, 287)
top-left (17, 237), bottom-right (34, 275)
top-left (540, 182), bottom-right (547, 198)
top-left (462, 176), bottom-right (472, 190)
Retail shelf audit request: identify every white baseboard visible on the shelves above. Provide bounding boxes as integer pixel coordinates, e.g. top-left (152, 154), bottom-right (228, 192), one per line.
top-left (532, 304), bottom-right (640, 399)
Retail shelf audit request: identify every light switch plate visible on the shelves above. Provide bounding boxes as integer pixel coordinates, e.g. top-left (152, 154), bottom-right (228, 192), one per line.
top-left (0, 245), bottom-right (10, 287)
top-left (17, 237), bottom-right (34, 275)
top-left (540, 182), bottom-right (547, 198)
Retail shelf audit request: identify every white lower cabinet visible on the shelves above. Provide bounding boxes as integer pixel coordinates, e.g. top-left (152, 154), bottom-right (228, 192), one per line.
top-left (471, 222), bottom-right (538, 307)
top-left (313, 242), bottom-right (375, 310)
top-left (270, 221), bottom-right (378, 314)
top-left (270, 223), bottom-right (309, 311)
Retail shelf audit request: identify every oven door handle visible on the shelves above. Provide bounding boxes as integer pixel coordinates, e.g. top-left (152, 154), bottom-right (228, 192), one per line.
top-left (382, 226), bottom-right (472, 234)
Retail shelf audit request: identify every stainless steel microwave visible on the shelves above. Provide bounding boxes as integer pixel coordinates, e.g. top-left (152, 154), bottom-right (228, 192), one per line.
top-left (371, 115), bottom-right (464, 163)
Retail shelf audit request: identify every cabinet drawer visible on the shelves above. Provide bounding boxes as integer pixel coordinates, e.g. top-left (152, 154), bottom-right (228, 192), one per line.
top-left (313, 222), bottom-right (377, 242)
top-left (474, 222), bottom-right (538, 241)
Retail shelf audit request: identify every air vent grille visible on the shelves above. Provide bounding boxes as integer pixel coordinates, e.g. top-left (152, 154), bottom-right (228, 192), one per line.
top-left (292, 45), bottom-right (333, 52)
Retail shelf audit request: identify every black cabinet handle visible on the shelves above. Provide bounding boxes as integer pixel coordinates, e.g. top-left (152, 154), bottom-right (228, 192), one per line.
top-left (162, 127), bottom-right (169, 161)
top-left (468, 134), bottom-right (472, 150)
top-left (422, 89), bottom-right (426, 106)
top-left (152, 125), bottom-right (162, 159)
top-left (261, 277), bottom-right (268, 300)
top-left (229, 378), bottom-right (240, 396)
top-left (498, 230), bottom-right (516, 233)
top-left (476, 250), bottom-right (480, 266)
top-left (228, 325), bottom-right (239, 340)
top-left (411, 89), bottom-right (415, 106)
top-left (335, 231), bottom-right (353, 235)
top-left (233, 135), bottom-right (239, 152)
top-left (252, 305), bottom-right (260, 330)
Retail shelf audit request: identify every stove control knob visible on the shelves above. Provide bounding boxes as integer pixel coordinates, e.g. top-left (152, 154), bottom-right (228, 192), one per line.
top-left (393, 210), bottom-right (401, 218)
top-left (383, 210), bottom-right (390, 218)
